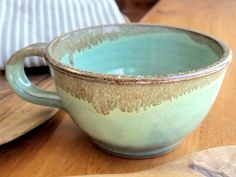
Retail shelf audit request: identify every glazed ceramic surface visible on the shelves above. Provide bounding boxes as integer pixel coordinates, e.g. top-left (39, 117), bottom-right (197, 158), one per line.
top-left (6, 24), bottom-right (232, 158)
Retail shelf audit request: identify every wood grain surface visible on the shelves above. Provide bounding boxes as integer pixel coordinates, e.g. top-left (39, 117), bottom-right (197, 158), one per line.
top-left (66, 146), bottom-right (236, 177)
top-left (0, 0), bottom-right (236, 177)
top-left (0, 72), bottom-right (57, 145)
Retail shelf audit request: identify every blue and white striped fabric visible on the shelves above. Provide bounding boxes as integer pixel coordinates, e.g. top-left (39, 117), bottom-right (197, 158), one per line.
top-left (0, 0), bottom-right (125, 69)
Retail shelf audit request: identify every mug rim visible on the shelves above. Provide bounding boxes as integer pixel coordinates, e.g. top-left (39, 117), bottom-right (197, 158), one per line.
top-left (44, 24), bottom-right (232, 84)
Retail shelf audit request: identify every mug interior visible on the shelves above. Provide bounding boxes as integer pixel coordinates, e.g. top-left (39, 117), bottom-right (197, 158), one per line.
top-left (49, 25), bottom-right (224, 76)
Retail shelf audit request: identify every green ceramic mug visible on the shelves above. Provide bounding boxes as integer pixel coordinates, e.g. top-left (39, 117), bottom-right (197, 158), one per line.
top-left (6, 24), bottom-right (232, 158)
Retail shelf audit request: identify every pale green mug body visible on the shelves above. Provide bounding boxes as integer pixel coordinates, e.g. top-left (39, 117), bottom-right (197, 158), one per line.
top-left (6, 25), bottom-right (232, 158)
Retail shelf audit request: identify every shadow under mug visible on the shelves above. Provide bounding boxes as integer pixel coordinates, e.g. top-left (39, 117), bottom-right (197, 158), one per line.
top-left (6, 24), bottom-right (232, 158)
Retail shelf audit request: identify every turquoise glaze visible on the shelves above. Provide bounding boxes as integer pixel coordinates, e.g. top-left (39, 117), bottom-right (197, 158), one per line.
top-left (6, 43), bottom-right (63, 109)
top-left (61, 29), bottom-right (221, 76)
top-left (56, 73), bottom-right (224, 157)
top-left (6, 25), bottom-right (232, 158)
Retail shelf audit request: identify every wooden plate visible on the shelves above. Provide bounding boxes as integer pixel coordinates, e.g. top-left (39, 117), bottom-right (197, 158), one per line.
top-left (0, 72), bottom-right (58, 145)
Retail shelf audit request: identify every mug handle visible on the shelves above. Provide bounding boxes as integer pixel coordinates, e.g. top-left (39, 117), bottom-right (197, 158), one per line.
top-left (6, 43), bottom-right (63, 108)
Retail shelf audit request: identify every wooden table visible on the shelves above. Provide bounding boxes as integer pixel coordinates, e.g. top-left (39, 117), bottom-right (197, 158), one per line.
top-left (1, 0), bottom-right (236, 176)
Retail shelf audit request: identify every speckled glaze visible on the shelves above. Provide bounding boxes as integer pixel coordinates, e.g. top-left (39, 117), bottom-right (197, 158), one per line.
top-left (6, 24), bottom-right (232, 158)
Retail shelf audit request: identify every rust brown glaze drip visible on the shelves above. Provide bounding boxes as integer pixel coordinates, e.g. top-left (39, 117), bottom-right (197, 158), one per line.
top-left (51, 25), bottom-right (222, 58)
top-left (45, 24), bottom-right (231, 85)
top-left (43, 24), bottom-right (231, 114)
top-left (54, 69), bottom-right (225, 115)
top-left (52, 26), bottom-right (158, 56)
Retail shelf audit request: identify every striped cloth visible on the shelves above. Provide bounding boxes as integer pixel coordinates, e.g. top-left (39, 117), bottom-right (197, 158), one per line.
top-left (0, 0), bottom-right (125, 69)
